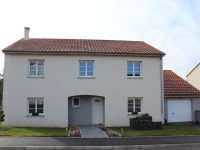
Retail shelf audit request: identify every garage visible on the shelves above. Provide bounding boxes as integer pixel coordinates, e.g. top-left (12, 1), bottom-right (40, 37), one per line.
top-left (167, 99), bottom-right (192, 122)
top-left (164, 70), bottom-right (200, 123)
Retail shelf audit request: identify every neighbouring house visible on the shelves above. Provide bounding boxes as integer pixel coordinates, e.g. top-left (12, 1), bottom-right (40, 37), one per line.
top-left (187, 63), bottom-right (200, 90)
top-left (164, 70), bottom-right (200, 123)
top-left (2, 28), bottom-right (165, 127)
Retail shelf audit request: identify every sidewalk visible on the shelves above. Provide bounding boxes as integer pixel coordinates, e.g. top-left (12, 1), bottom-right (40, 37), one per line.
top-left (0, 136), bottom-right (200, 146)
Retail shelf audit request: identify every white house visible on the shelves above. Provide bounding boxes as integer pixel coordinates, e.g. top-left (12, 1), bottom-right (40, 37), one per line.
top-left (187, 63), bottom-right (200, 90)
top-left (2, 28), bottom-right (165, 127)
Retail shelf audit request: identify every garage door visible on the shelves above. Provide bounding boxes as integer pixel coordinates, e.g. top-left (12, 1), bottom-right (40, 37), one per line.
top-left (167, 99), bottom-right (192, 122)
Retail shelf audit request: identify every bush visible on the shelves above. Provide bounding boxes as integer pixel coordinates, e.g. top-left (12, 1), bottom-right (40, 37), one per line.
top-left (0, 107), bottom-right (5, 122)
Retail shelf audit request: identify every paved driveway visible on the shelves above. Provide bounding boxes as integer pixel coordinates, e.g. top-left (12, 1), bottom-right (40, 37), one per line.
top-left (78, 125), bottom-right (108, 138)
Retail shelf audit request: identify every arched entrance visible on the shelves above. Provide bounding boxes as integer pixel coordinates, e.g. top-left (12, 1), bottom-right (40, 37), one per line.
top-left (68, 95), bottom-right (105, 125)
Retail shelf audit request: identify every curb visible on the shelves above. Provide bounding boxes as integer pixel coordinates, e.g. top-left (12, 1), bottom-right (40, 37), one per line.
top-left (1, 143), bottom-right (200, 150)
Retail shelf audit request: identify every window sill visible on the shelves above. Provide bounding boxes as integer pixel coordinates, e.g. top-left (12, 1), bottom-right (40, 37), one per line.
top-left (26, 115), bottom-right (44, 117)
top-left (27, 76), bottom-right (45, 79)
top-left (78, 76), bottom-right (95, 79)
top-left (127, 76), bottom-right (143, 79)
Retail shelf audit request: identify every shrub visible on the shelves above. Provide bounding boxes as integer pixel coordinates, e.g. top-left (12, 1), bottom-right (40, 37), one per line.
top-left (0, 107), bottom-right (5, 122)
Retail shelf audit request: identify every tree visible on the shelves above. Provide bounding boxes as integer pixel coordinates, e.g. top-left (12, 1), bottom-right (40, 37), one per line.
top-left (0, 79), bottom-right (2, 106)
top-left (0, 107), bottom-right (5, 122)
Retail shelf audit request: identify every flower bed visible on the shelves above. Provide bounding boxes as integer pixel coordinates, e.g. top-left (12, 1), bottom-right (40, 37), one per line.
top-left (97, 124), bottom-right (121, 137)
top-left (68, 125), bottom-right (81, 137)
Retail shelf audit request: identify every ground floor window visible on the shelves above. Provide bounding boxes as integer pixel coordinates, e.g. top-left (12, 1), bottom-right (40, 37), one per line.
top-left (28, 98), bottom-right (44, 116)
top-left (72, 97), bottom-right (80, 108)
top-left (128, 97), bottom-right (142, 114)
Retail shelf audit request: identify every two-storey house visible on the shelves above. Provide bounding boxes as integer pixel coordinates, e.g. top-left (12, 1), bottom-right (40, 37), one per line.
top-left (2, 28), bottom-right (165, 127)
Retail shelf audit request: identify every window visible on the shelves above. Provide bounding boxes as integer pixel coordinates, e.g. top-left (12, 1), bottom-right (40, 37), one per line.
top-left (28, 98), bottom-right (44, 116)
top-left (127, 61), bottom-right (141, 77)
top-left (128, 97), bottom-right (142, 114)
top-left (28, 60), bottom-right (44, 77)
top-left (72, 97), bottom-right (80, 108)
top-left (79, 61), bottom-right (94, 77)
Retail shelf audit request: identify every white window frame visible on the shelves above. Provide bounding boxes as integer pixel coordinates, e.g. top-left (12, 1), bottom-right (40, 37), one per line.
top-left (128, 97), bottom-right (142, 115)
top-left (28, 60), bottom-right (45, 77)
top-left (72, 97), bottom-right (80, 108)
top-left (79, 60), bottom-right (94, 77)
top-left (27, 97), bottom-right (44, 116)
top-left (127, 61), bottom-right (142, 77)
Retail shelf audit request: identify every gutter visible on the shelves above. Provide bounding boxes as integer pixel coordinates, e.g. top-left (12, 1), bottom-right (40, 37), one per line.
top-left (164, 95), bottom-right (200, 98)
top-left (2, 50), bottom-right (165, 57)
top-left (160, 57), bottom-right (164, 124)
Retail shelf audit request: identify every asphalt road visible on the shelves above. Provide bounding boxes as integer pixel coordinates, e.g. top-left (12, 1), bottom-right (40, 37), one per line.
top-left (0, 136), bottom-right (200, 149)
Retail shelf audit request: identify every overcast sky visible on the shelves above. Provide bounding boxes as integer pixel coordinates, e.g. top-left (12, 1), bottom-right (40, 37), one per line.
top-left (0, 0), bottom-right (200, 78)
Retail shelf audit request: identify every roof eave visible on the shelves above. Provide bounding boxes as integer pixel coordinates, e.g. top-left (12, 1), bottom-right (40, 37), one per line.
top-left (164, 95), bottom-right (200, 98)
top-left (2, 51), bottom-right (165, 57)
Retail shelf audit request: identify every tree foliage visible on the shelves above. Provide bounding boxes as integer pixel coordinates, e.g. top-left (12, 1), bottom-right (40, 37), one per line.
top-left (0, 79), bottom-right (2, 106)
top-left (0, 107), bottom-right (5, 122)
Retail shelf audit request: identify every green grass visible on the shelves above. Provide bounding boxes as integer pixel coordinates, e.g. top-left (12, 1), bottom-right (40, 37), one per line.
top-left (109, 125), bottom-right (200, 137)
top-left (0, 123), bottom-right (67, 136)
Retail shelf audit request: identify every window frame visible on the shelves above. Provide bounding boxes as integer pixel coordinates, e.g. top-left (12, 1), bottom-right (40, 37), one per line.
top-left (127, 97), bottom-right (142, 115)
top-left (28, 59), bottom-right (45, 77)
top-left (79, 60), bottom-right (94, 77)
top-left (127, 61), bottom-right (142, 77)
top-left (27, 97), bottom-right (44, 116)
top-left (72, 97), bottom-right (80, 108)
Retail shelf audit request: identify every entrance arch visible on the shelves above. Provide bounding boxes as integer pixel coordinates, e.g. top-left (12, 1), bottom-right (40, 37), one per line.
top-left (68, 95), bottom-right (105, 125)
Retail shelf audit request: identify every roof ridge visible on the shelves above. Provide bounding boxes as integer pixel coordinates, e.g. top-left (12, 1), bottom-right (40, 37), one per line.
top-left (21, 38), bottom-right (145, 42)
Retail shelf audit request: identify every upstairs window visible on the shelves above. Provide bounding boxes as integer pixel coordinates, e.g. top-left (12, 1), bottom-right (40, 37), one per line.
top-left (28, 60), bottom-right (44, 77)
top-left (127, 61), bottom-right (141, 77)
top-left (79, 61), bottom-right (94, 77)
top-left (128, 97), bottom-right (142, 114)
top-left (28, 98), bottom-right (44, 116)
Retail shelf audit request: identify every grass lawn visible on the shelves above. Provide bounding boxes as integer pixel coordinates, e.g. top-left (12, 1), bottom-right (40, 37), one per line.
top-left (0, 123), bottom-right (67, 136)
top-left (109, 125), bottom-right (200, 137)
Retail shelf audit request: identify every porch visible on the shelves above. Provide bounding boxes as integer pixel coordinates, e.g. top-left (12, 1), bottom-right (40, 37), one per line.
top-left (68, 95), bottom-right (105, 126)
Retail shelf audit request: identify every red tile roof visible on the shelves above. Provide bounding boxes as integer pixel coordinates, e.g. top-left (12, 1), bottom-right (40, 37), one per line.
top-left (164, 70), bottom-right (200, 97)
top-left (2, 38), bottom-right (165, 56)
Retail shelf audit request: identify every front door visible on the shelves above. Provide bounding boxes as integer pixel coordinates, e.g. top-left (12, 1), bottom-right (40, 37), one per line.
top-left (91, 98), bottom-right (104, 124)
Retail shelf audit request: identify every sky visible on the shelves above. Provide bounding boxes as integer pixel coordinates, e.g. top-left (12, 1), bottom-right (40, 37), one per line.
top-left (0, 0), bottom-right (200, 78)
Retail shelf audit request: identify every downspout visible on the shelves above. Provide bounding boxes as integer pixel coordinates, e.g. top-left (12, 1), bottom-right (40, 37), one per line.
top-left (160, 56), bottom-right (164, 124)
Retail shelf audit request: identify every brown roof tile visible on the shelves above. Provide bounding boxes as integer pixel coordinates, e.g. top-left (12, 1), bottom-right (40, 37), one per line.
top-left (164, 70), bottom-right (200, 97)
top-left (2, 38), bottom-right (165, 56)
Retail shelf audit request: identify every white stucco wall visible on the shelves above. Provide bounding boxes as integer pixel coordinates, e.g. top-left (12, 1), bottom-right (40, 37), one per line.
top-left (187, 64), bottom-right (200, 90)
top-left (3, 54), bottom-right (163, 127)
top-left (192, 98), bottom-right (200, 121)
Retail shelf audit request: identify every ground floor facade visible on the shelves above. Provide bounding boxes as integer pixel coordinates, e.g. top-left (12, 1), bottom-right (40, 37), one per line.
top-left (3, 93), bottom-right (163, 127)
top-left (164, 98), bottom-right (200, 123)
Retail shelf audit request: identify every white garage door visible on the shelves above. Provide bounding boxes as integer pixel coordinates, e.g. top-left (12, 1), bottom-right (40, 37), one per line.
top-left (167, 99), bottom-right (192, 122)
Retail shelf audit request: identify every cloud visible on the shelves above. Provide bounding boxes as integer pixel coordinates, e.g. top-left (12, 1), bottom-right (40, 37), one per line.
top-left (0, 0), bottom-right (199, 78)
